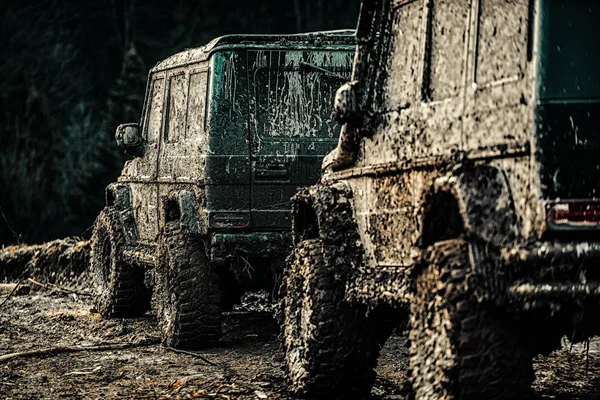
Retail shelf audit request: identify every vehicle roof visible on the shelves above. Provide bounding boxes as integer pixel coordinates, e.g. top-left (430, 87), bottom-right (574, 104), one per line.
top-left (151, 30), bottom-right (356, 72)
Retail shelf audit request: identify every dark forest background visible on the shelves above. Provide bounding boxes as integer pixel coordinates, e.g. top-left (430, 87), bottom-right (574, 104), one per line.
top-left (0, 0), bottom-right (360, 246)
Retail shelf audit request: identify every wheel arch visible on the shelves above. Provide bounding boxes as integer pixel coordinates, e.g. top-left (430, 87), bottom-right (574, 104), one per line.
top-left (421, 191), bottom-right (465, 248)
top-left (292, 182), bottom-right (360, 245)
top-left (424, 164), bottom-right (519, 248)
top-left (104, 183), bottom-right (138, 245)
top-left (160, 189), bottom-right (204, 235)
top-left (292, 196), bottom-right (320, 243)
top-left (105, 183), bottom-right (132, 210)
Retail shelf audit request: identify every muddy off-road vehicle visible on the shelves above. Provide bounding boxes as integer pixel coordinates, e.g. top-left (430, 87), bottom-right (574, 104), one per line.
top-left (283, 1), bottom-right (600, 398)
top-left (90, 31), bottom-right (354, 349)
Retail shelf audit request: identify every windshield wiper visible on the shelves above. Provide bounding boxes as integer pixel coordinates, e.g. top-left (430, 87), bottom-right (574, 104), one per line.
top-left (299, 61), bottom-right (348, 81)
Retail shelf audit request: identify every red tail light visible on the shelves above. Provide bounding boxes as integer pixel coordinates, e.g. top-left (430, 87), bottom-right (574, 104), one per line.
top-left (545, 200), bottom-right (600, 228)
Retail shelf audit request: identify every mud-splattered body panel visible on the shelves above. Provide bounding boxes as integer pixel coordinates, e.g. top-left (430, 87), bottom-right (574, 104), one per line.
top-left (331, 0), bottom-right (535, 273)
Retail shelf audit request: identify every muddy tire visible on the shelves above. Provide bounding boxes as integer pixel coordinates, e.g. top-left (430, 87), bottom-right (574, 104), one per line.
top-left (155, 222), bottom-right (221, 349)
top-left (409, 239), bottom-right (533, 400)
top-left (283, 238), bottom-right (377, 398)
top-left (91, 207), bottom-right (151, 318)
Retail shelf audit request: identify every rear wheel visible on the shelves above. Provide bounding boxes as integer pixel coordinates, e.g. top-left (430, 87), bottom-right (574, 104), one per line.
top-left (283, 238), bottom-right (378, 398)
top-left (155, 221), bottom-right (221, 349)
top-left (91, 207), bottom-right (150, 318)
top-left (409, 239), bottom-right (533, 400)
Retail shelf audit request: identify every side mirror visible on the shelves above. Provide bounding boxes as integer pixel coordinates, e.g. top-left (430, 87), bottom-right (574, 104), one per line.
top-left (331, 81), bottom-right (362, 127)
top-left (115, 123), bottom-right (143, 157)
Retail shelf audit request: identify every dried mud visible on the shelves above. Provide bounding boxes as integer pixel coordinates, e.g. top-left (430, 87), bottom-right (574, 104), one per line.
top-left (0, 289), bottom-right (598, 399)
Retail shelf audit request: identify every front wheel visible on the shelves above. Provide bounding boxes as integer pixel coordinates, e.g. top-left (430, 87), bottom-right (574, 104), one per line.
top-left (409, 239), bottom-right (534, 400)
top-left (154, 222), bottom-right (221, 349)
top-left (90, 207), bottom-right (151, 318)
top-left (282, 238), bottom-right (378, 398)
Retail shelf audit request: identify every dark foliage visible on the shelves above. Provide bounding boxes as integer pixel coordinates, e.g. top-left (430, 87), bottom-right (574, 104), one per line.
top-left (0, 0), bottom-right (360, 245)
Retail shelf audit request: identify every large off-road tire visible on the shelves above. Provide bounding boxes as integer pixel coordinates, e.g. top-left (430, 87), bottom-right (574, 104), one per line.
top-left (283, 238), bottom-right (378, 398)
top-left (409, 239), bottom-right (533, 400)
top-left (91, 207), bottom-right (151, 318)
top-left (155, 221), bottom-right (221, 349)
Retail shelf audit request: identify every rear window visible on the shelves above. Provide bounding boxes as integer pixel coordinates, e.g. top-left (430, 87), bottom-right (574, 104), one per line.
top-left (252, 53), bottom-right (352, 140)
top-left (538, 0), bottom-right (600, 100)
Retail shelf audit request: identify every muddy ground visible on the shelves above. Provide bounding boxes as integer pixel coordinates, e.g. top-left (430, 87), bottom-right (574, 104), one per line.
top-left (0, 288), bottom-right (599, 399)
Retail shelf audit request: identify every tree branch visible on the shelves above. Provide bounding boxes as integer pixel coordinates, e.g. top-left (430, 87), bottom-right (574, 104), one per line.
top-left (0, 338), bottom-right (159, 364)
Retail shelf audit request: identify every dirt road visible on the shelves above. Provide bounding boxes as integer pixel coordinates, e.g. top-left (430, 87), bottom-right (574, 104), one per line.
top-left (0, 291), bottom-right (598, 399)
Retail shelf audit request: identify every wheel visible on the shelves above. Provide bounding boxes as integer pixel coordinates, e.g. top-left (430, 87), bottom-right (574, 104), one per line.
top-left (154, 221), bottom-right (221, 349)
top-left (282, 238), bottom-right (378, 398)
top-left (90, 207), bottom-right (151, 318)
top-left (409, 238), bottom-right (533, 400)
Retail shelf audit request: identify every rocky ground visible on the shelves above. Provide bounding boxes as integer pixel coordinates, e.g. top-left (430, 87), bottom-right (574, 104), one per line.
top-left (0, 287), bottom-right (599, 399)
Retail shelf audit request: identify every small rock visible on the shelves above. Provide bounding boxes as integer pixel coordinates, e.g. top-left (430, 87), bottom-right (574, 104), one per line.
top-left (254, 390), bottom-right (268, 399)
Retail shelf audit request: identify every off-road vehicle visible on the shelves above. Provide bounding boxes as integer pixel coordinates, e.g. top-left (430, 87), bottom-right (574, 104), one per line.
top-left (283, 1), bottom-right (600, 398)
top-left (90, 31), bottom-right (354, 349)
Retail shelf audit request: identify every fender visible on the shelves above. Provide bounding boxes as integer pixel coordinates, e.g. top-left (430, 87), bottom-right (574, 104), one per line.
top-left (292, 181), bottom-right (361, 246)
top-left (162, 190), bottom-right (204, 235)
top-left (426, 164), bottom-right (522, 306)
top-left (105, 183), bottom-right (132, 211)
top-left (178, 190), bottom-right (204, 235)
top-left (105, 183), bottom-right (138, 244)
top-left (292, 181), bottom-right (373, 304)
top-left (433, 164), bottom-right (519, 249)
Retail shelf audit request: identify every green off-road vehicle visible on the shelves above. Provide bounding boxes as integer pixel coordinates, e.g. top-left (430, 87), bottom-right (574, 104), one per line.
top-left (283, 1), bottom-right (600, 398)
top-left (90, 31), bottom-right (354, 349)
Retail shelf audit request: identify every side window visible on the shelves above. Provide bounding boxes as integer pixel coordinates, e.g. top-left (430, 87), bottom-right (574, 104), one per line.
top-left (381, 0), bottom-right (423, 110)
top-left (423, 0), bottom-right (470, 101)
top-left (186, 71), bottom-right (209, 139)
top-left (146, 78), bottom-right (164, 143)
top-left (475, 0), bottom-right (529, 84)
top-left (165, 73), bottom-right (187, 142)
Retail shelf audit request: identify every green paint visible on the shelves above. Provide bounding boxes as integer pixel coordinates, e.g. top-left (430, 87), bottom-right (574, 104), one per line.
top-left (535, 0), bottom-right (600, 200)
top-left (537, 0), bottom-right (600, 101)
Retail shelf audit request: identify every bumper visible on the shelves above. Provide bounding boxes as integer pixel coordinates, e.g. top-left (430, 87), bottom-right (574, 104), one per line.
top-left (502, 241), bottom-right (600, 267)
top-left (119, 232), bottom-right (292, 266)
top-left (502, 241), bottom-right (600, 307)
top-left (210, 232), bottom-right (292, 262)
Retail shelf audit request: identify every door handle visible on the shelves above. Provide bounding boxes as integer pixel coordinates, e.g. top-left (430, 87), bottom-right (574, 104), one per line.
top-left (255, 163), bottom-right (289, 180)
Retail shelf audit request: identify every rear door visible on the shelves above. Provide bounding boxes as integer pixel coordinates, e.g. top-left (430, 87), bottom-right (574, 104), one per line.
top-left (248, 49), bottom-right (353, 230)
